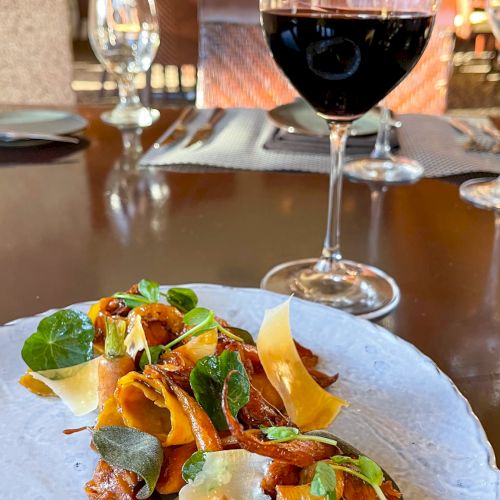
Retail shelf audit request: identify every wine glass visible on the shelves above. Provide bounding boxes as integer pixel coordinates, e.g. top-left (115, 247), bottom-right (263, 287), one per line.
top-left (88, 0), bottom-right (160, 128)
top-left (260, 0), bottom-right (437, 317)
top-left (344, 101), bottom-right (424, 183)
top-left (459, 0), bottom-right (500, 211)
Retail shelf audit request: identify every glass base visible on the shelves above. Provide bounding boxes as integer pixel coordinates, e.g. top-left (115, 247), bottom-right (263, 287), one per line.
top-left (459, 178), bottom-right (500, 211)
top-left (101, 106), bottom-right (160, 129)
top-left (261, 258), bottom-right (400, 320)
top-left (344, 156), bottom-right (424, 183)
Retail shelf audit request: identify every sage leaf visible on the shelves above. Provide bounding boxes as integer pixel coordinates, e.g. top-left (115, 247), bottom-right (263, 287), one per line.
top-left (358, 455), bottom-right (384, 486)
top-left (166, 287), bottom-right (198, 313)
top-left (92, 426), bottom-right (162, 499)
top-left (189, 350), bottom-right (250, 431)
top-left (138, 279), bottom-right (160, 303)
top-left (21, 310), bottom-right (94, 371)
top-left (261, 426), bottom-right (300, 440)
top-left (182, 450), bottom-right (207, 482)
top-left (311, 461), bottom-right (337, 500)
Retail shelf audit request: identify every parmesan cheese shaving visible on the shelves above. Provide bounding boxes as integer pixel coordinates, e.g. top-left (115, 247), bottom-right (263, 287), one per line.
top-left (124, 315), bottom-right (151, 363)
top-left (30, 356), bottom-right (101, 416)
top-left (256, 299), bottom-right (348, 431)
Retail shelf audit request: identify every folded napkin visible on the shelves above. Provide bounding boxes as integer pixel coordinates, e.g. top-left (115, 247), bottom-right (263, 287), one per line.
top-left (263, 127), bottom-right (398, 156)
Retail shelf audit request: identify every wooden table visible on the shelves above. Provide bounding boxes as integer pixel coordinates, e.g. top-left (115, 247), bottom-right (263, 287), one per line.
top-left (1, 106), bottom-right (498, 461)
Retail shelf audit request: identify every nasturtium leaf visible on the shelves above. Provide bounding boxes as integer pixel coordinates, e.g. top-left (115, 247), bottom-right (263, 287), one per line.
top-left (310, 461), bottom-right (337, 500)
top-left (227, 327), bottom-right (256, 346)
top-left (189, 350), bottom-right (250, 431)
top-left (139, 345), bottom-right (165, 371)
top-left (181, 450), bottom-right (207, 482)
top-left (138, 279), bottom-right (160, 303)
top-left (261, 426), bottom-right (300, 440)
top-left (330, 455), bottom-right (356, 465)
top-left (358, 455), bottom-right (384, 486)
top-left (166, 287), bottom-right (198, 313)
top-left (21, 310), bottom-right (95, 371)
top-left (92, 426), bottom-right (163, 499)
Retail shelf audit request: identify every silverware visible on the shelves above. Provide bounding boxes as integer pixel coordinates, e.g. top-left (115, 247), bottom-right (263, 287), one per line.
top-left (0, 131), bottom-right (80, 144)
top-left (152, 105), bottom-right (197, 149)
top-left (185, 108), bottom-right (225, 149)
top-left (480, 124), bottom-right (500, 154)
top-left (447, 118), bottom-right (491, 153)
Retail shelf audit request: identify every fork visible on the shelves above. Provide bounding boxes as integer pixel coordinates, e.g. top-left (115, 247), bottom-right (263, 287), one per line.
top-left (480, 124), bottom-right (500, 154)
top-left (448, 118), bottom-right (493, 153)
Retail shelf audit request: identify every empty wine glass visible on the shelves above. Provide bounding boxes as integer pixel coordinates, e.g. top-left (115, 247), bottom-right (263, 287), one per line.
top-left (259, 0), bottom-right (437, 318)
top-left (88, 0), bottom-right (160, 128)
top-left (344, 102), bottom-right (424, 183)
top-left (459, 0), bottom-right (500, 211)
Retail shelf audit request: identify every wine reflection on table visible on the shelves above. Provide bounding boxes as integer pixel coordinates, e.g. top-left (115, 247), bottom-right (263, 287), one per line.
top-left (105, 127), bottom-right (170, 244)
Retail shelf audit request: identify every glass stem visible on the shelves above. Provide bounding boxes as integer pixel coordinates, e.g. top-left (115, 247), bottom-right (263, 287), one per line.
top-left (117, 74), bottom-right (141, 108)
top-left (370, 103), bottom-right (393, 161)
top-left (315, 121), bottom-right (350, 273)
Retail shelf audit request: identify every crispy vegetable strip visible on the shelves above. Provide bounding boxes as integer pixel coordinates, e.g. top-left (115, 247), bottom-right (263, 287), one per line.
top-left (19, 371), bottom-right (55, 397)
top-left (261, 461), bottom-right (301, 497)
top-left (150, 366), bottom-right (222, 452)
top-left (222, 372), bottom-right (336, 467)
top-left (156, 442), bottom-right (197, 494)
top-left (343, 475), bottom-right (401, 499)
top-left (307, 369), bottom-right (339, 389)
top-left (239, 384), bottom-right (291, 428)
top-left (85, 459), bottom-right (139, 500)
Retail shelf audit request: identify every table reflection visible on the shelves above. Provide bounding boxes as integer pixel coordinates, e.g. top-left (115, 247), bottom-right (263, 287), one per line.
top-left (105, 128), bottom-right (170, 244)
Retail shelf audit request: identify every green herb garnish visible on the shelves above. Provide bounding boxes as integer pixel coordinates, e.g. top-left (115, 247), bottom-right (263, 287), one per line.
top-left (104, 317), bottom-right (127, 358)
top-left (139, 345), bottom-right (165, 371)
top-left (21, 310), bottom-right (95, 371)
top-left (92, 426), bottom-right (162, 499)
top-left (181, 450), bottom-right (207, 482)
top-left (226, 327), bottom-right (256, 345)
top-left (113, 278), bottom-right (159, 308)
top-left (311, 461), bottom-right (337, 500)
top-left (261, 426), bottom-right (337, 447)
top-left (189, 350), bottom-right (250, 431)
top-left (330, 455), bottom-right (386, 500)
top-left (165, 287), bottom-right (198, 313)
top-left (138, 279), bottom-right (160, 303)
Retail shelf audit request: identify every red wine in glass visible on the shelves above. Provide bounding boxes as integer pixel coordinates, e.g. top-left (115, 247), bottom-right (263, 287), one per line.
top-left (261, 8), bottom-right (434, 119)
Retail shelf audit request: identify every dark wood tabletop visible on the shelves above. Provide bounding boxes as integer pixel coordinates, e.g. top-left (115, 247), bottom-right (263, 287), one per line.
top-left (1, 106), bottom-right (498, 462)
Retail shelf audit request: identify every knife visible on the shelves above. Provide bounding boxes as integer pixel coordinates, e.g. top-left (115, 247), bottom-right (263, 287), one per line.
top-left (185, 108), bottom-right (226, 149)
top-left (152, 105), bottom-right (197, 149)
top-left (0, 131), bottom-right (80, 144)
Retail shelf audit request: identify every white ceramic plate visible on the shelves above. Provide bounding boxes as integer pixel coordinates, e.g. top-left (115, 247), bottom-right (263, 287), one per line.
top-left (0, 110), bottom-right (87, 147)
top-left (1, 285), bottom-right (499, 499)
top-left (268, 98), bottom-right (380, 137)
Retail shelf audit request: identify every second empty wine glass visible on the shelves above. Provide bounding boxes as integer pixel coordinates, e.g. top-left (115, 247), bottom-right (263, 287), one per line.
top-left (88, 0), bottom-right (160, 128)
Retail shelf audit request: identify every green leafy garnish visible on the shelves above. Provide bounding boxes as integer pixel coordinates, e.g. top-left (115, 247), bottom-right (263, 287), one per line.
top-left (261, 426), bottom-right (337, 447)
top-left (164, 307), bottom-right (243, 350)
top-left (21, 310), bottom-right (95, 371)
top-left (165, 287), bottom-right (198, 313)
top-left (139, 345), bottom-right (165, 371)
top-left (189, 351), bottom-right (250, 431)
top-left (181, 450), bottom-right (207, 482)
top-left (104, 317), bottom-right (127, 358)
top-left (113, 278), bottom-right (160, 308)
top-left (138, 279), bottom-right (160, 303)
top-left (261, 426), bottom-right (300, 440)
top-left (227, 327), bottom-right (256, 345)
top-left (311, 461), bottom-right (337, 500)
top-left (330, 455), bottom-right (387, 500)
top-left (92, 426), bottom-right (162, 499)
